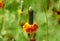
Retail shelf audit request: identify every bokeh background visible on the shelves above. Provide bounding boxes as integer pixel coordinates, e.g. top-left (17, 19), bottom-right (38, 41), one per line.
top-left (0, 0), bottom-right (60, 41)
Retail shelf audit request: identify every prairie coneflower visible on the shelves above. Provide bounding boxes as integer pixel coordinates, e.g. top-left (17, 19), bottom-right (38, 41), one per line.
top-left (18, 9), bottom-right (24, 15)
top-left (23, 22), bottom-right (38, 34)
top-left (0, 0), bottom-right (4, 8)
top-left (58, 18), bottom-right (60, 24)
top-left (30, 38), bottom-right (36, 41)
top-left (18, 0), bottom-right (24, 15)
top-left (56, 10), bottom-right (60, 15)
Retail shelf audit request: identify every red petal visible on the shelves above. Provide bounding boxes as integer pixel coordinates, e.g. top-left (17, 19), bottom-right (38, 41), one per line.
top-left (33, 24), bottom-right (38, 31)
top-left (0, 2), bottom-right (4, 8)
top-left (30, 39), bottom-right (36, 41)
top-left (26, 27), bottom-right (31, 33)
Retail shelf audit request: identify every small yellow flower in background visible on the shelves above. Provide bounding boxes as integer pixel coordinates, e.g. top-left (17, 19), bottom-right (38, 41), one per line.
top-left (17, 9), bottom-right (24, 15)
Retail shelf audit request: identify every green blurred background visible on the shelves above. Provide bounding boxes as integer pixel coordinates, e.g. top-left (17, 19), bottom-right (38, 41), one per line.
top-left (0, 0), bottom-right (60, 41)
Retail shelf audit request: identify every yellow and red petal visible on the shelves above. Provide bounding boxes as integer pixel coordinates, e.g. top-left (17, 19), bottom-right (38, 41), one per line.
top-left (26, 27), bottom-right (31, 33)
top-left (0, 0), bottom-right (3, 2)
top-left (33, 24), bottom-right (38, 31)
top-left (30, 38), bottom-right (35, 41)
top-left (0, 2), bottom-right (4, 8)
top-left (23, 22), bottom-right (38, 33)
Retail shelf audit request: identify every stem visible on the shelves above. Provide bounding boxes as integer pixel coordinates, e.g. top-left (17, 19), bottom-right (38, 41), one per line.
top-left (20, 0), bottom-right (24, 11)
top-left (2, 8), bottom-right (6, 32)
top-left (16, 0), bottom-right (24, 40)
top-left (1, 7), bottom-right (7, 41)
top-left (45, 11), bottom-right (49, 41)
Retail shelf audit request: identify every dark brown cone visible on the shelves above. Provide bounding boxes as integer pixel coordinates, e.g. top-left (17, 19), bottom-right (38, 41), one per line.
top-left (28, 7), bottom-right (34, 25)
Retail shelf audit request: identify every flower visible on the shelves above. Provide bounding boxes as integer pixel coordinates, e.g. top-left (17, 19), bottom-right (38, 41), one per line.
top-left (0, 0), bottom-right (4, 8)
top-left (23, 22), bottom-right (38, 33)
top-left (17, 9), bottom-right (24, 15)
top-left (0, 0), bottom-right (3, 2)
top-left (30, 38), bottom-right (35, 41)
top-left (58, 18), bottom-right (60, 24)
top-left (56, 11), bottom-right (60, 15)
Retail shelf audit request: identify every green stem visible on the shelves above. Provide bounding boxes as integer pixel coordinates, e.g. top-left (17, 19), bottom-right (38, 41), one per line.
top-left (45, 11), bottom-right (49, 41)
top-left (2, 8), bottom-right (6, 31)
top-left (1, 8), bottom-right (7, 41)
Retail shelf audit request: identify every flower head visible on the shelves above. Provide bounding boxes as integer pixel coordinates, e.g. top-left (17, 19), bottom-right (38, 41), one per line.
top-left (58, 18), bottom-right (60, 24)
top-left (18, 9), bottom-right (24, 15)
top-left (0, 0), bottom-right (4, 8)
top-left (23, 22), bottom-right (38, 33)
top-left (30, 38), bottom-right (36, 41)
